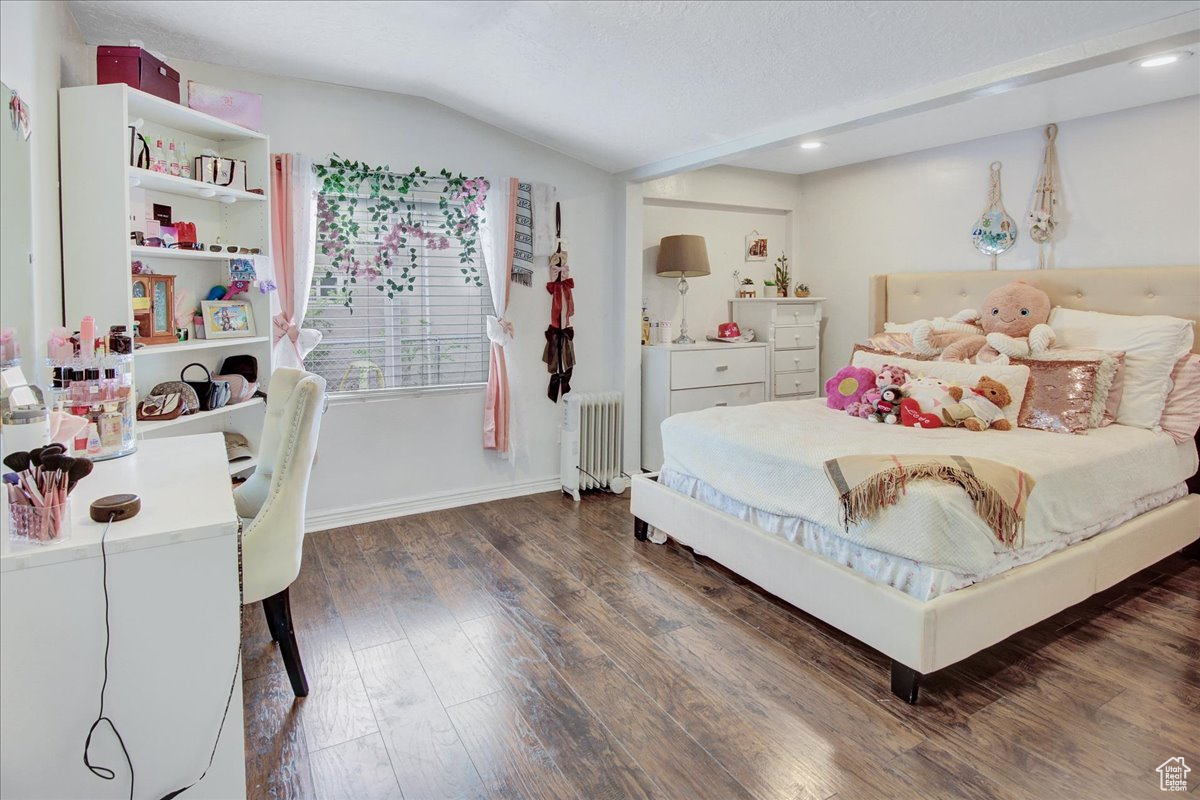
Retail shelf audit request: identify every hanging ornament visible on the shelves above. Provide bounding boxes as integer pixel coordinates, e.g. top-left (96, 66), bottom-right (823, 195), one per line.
top-left (972, 161), bottom-right (1017, 265)
top-left (1028, 124), bottom-right (1060, 269)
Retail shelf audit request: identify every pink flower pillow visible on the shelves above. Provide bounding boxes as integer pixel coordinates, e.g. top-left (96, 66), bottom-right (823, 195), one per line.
top-left (826, 366), bottom-right (876, 410)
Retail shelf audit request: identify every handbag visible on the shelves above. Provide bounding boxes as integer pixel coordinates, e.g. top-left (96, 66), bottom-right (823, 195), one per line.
top-left (181, 363), bottom-right (231, 412)
top-left (215, 354), bottom-right (259, 405)
top-left (138, 381), bottom-right (201, 421)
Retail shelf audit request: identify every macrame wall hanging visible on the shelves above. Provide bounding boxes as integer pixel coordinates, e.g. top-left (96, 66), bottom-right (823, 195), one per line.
top-left (1027, 124), bottom-right (1060, 269)
top-left (972, 161), bottom-right (1017, 269)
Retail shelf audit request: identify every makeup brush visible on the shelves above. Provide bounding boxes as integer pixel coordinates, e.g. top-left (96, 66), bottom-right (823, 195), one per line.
top-left (2, 452), bottom-right (31, 474)
top-left (66, 458), bottom-right (93, 492)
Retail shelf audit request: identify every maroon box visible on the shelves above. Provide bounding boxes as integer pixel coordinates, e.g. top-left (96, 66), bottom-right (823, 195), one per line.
top-left (96, 46), bottom-right (180, 103)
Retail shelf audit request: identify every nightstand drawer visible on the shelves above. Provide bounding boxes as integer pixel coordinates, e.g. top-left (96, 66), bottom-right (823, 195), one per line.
top-left (774, 369), bottom-right (819, 397)
top-left (671, 347), bottom-right (765, 390)
top-left (775, 349), bottom-right (818, 372)
top-left (772, 305), bottom-right (819, 326)
top-left (773, 325), bottom-right (817, 351)
top-left (671, 382), bottom-right (765, 414)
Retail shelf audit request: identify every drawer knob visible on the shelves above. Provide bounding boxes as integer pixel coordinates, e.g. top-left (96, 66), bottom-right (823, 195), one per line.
top-left (715, 365), bottom-right (728, 371)
top-left (714, 401), bottom-right (728, 407)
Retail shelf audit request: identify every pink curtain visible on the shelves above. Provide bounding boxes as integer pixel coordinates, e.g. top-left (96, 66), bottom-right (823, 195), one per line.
top-left (269, 154), bottom-right (320, 369)
top-left (482, 178), bottom-right (517, 453)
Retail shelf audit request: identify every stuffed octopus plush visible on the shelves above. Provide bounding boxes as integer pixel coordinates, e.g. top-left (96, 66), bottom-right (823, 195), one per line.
top-left (922, 281), bottom-right (1055, 364)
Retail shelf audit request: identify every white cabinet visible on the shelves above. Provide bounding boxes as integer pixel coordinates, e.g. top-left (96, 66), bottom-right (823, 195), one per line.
top-left (729, 298), bottom-right (824, 401)
top-left (641, 341), bottom-right (767, 470)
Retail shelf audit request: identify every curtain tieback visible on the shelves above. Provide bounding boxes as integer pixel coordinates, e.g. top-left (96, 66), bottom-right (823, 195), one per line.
top-left (272, 313), bottom-right (304, 360)
top-left (486, 315), bottom-right (515, 346)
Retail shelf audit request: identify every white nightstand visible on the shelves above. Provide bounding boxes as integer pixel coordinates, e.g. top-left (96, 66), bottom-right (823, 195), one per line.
top-left (641, 341), bottom-right (768, 470)
top-left (729, 297), bottom-right (825, 400)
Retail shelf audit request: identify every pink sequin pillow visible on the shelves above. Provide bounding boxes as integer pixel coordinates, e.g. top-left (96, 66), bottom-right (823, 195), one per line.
top-left (1016, 359), bottom-right (1101, 434)
top-left (825, 366), bottom-right (875, 410)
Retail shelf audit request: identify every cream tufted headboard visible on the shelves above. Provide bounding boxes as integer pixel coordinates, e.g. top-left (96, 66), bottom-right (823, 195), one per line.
top-left (870, 266), bottom-right (1200, 354)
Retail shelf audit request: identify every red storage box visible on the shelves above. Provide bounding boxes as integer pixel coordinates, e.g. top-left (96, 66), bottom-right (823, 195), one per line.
top-left (96, 46), bottom-right (180, 103)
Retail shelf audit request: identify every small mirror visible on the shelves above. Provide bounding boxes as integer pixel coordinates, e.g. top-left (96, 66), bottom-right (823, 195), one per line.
top-left (1, 82), bottom-right (34, 368)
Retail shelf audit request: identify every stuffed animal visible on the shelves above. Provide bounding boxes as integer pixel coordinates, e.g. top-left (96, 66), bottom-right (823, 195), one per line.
top-left (899, 375), bottom-right (956, 428)
top-left (904, 309), bottom-right (983, 356)
top-left (940, 376), bottom-right (1013, 431)
top-left (221, 280), bottom-right (251, 300)
top-left (825, 365), bottom-right (876, 410)
top-left (874, 363), bottom-right (912, 392)
top-left (868, 385), bottom-right (904, 424)
top-left (940, 281), bottom-right (1055, 364)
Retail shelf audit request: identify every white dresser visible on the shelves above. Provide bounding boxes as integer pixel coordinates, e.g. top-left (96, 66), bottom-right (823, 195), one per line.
top-left (641, 341), bottom-right (767, 470)
top-left (729, 298), bottom-right (825, 401)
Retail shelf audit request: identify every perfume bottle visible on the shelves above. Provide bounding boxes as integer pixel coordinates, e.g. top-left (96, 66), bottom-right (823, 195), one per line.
top-left (86, 422), bottom-right (103, 456)
top-left (168, 141), bottom-right (181, 176)
top-left (153, 139), bottom-right (166, 173)
top-left (179, 143), bottom-right (191, 179)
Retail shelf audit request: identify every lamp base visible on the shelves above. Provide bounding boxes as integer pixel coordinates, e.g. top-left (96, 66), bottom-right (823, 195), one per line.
top-left (673, 333), bottom-right (695, 345)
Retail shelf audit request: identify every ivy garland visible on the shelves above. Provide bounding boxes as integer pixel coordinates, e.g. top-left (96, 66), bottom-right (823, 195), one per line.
top-left (314, 155), bottom-right (489, 311)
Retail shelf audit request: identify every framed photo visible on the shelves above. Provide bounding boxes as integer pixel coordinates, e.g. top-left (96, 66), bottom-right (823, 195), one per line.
top-left (745, 233), bottom-right (768, 261)
top-left (201, 300), bottom-right (256, 339)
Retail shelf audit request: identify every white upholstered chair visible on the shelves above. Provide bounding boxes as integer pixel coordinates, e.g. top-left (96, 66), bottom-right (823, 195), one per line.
top-left (235, 367), bottom-right (326, 697)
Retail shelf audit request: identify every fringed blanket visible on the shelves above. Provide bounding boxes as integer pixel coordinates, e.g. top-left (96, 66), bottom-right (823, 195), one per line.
top-left (823, 454), bottom-right (1035, 548)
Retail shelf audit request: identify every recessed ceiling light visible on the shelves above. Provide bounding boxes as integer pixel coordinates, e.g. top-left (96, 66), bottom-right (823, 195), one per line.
top-left (799, 141), bottom-right (823, 150)
top-left (1134, 51), bottom-right (1192, 68)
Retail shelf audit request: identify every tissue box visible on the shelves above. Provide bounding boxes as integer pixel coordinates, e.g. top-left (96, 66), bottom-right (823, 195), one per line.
top-left (187, 81), bottom-right (262, 131)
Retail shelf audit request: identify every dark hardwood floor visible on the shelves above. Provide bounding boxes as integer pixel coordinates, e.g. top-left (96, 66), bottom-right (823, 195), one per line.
top-left (243, 491), bottom-right (1199, 799)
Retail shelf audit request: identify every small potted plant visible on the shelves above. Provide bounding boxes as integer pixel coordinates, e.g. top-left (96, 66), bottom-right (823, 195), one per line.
top-left (737, 277), bottom-right (757, 299)
top-left (763, 279), bottom-right (776, 297)
top-left (774, 254), bottom-right (790, 297)
top-left (795, 282), bottom-right (810, 298)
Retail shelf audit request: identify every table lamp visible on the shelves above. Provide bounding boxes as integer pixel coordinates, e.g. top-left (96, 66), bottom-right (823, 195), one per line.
top-left (656, 235), bottom-right (710, 345)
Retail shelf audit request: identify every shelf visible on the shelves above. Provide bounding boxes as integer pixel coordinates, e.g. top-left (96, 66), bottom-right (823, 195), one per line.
top-left (130, 246), bottom-right (234, 263)
top-left (229, 456), bottom-right (258, 477)
top-left (139, 397), bottom-right (265, 433)
top-left (126, 86), bottom-right (266, 142)
top-left (128, 167), bottom-right (264, 203)
top-left (136, 336), bottom-right (271, 356)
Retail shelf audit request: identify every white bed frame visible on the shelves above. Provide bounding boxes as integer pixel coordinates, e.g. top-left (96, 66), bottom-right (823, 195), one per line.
top-left (631, 266), bottom-right (1200, 703)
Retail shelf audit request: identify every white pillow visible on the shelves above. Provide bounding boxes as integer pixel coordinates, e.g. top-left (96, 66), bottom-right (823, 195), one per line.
top-left (851, 351), bottom-right (1031, 426)
top-left (1048, 307), bottom-right (1194, 430)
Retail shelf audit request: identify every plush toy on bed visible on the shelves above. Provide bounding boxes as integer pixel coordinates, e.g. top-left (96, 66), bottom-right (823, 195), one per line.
top-left (939, 281), bottom-right (1055, 364)
top-left (903, 309), bottom-right (983, 356)
top-left (825, 365), bottom-right (876, 412)
top-left (868, 385), bottom-right (905, 424)
top-left (940, 376), bottom-right (1013, 431)
top-left (898, 375), bottom-right (956, 428)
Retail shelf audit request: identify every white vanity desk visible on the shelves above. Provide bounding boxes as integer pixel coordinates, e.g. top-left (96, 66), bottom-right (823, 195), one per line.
top-left (0, 434), bottom-right (246, 799)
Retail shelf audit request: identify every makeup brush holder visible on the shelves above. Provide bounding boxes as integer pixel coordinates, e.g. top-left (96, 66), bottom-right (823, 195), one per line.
top-left (8, 500), bottom-right (71, 545)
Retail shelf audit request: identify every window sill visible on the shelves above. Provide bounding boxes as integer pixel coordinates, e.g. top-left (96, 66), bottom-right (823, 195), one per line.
top-left (325, 382), bottom-right (487, 406)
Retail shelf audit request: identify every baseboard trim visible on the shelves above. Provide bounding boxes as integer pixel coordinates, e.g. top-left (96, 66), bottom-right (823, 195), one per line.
top-left (305, 476), bottom-right (563, 532)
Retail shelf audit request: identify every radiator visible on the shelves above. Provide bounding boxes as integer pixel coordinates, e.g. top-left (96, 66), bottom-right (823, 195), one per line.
top-left (560, 391), bottom-right (627, 502)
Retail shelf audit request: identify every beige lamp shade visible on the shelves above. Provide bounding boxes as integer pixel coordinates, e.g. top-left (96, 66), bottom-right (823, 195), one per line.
top-left (656, 235), bottom-right (711, 278)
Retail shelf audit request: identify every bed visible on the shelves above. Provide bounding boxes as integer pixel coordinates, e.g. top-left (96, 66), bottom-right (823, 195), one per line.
top-left (630, 265), bottom-right (1200, 703)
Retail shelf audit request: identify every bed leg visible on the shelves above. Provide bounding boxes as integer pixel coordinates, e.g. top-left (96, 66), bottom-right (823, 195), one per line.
top-left (634, 516), bottom-right (649, 541)
top-left (1182, 539), bottom-right (1200, 560)
top-left (890, 661), bottom-right (922, 704)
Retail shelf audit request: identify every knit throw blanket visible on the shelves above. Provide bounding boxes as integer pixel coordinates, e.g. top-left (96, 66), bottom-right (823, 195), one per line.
top-left (823, 454), bottom-right (1035, 548)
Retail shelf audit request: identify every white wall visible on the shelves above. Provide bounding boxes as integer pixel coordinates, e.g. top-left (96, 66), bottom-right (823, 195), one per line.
top-left (796, 97), bottom-right (1200, 379)
top-left (640, 166), bottom-right (800, 340)
top-left (0, 0), bottom-right (93, 361)
top-left (152, 59), bottom-right (620, 524)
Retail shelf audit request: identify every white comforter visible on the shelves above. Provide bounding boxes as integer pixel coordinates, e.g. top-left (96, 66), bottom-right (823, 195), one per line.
top-left (660, 399), bottom-right (1197, 574)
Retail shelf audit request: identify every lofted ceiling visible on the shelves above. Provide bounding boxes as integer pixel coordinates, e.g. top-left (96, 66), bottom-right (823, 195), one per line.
top-left (69, 0), bottom-right (1200, 175)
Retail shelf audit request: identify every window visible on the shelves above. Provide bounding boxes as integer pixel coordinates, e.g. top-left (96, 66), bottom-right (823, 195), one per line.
top-left (306, 161), bottom-right (492, 394)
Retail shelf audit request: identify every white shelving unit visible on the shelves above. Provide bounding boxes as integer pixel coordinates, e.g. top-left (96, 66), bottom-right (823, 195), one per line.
top-left (59, 83), bottom-right (274, 470)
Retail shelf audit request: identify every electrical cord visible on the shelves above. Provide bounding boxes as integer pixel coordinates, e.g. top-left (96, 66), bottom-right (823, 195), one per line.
top-left (82, 513), bottom-right (244, 800)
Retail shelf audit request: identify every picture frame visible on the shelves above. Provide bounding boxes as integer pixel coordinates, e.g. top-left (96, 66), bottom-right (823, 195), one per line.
top-left (200, 299), bottom-right (256, 339)
top-left (745, 232), bottom-right (768, 262)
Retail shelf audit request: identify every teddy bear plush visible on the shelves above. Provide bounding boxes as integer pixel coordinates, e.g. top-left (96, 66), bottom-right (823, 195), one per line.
top-left (940, 376), bottom-right (1013, 431)
top-left (868, 385), bottom-right (904, 424)
top-left (939, 281), bottom-right (1055, 364)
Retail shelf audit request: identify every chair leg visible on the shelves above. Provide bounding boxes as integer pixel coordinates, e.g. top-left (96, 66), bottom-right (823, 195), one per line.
top-left (262, 588), bottom-right (309, 697)
top-left (262, 598), bottom-right (283, 642)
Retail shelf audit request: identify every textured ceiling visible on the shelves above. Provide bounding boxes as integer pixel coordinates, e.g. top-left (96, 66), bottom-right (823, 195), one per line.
top-left (69, 0), bottom-right (1197, 172)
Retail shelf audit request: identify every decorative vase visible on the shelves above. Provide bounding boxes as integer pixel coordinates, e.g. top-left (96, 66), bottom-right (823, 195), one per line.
top-left (776, 286), bottom-right (788, 297)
